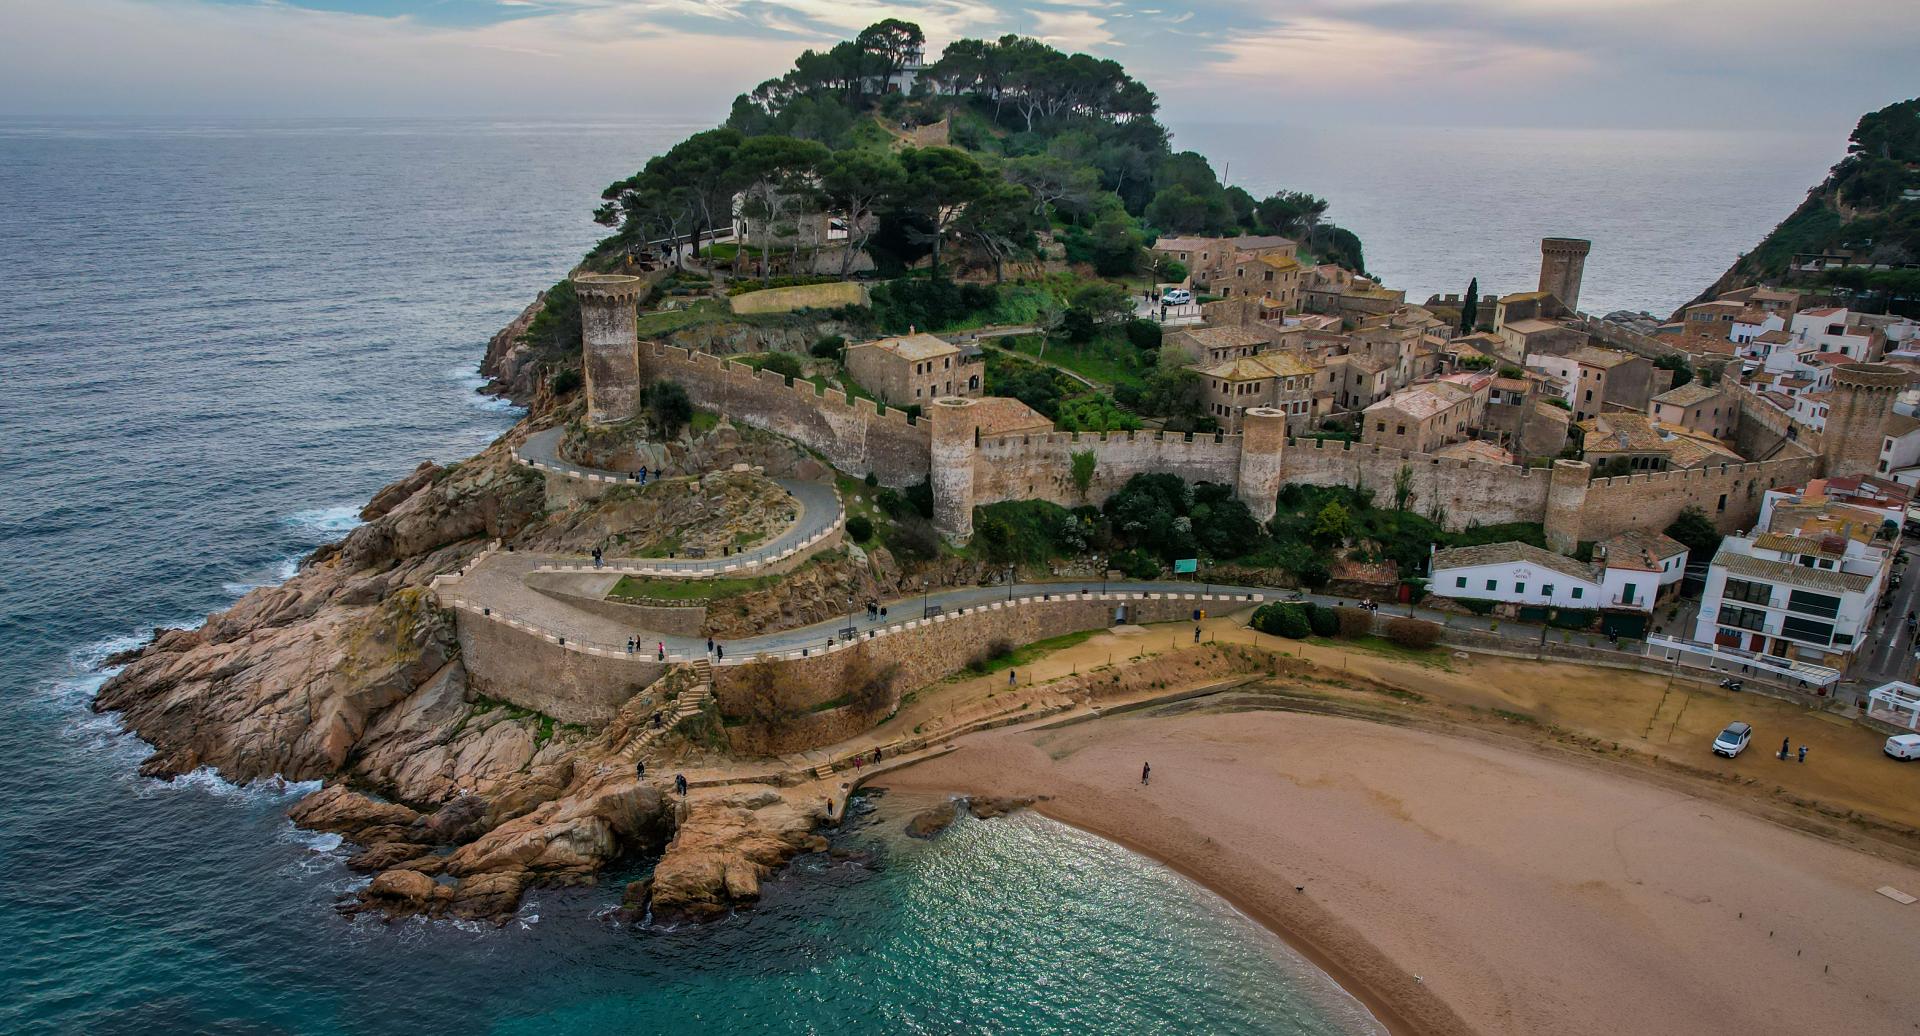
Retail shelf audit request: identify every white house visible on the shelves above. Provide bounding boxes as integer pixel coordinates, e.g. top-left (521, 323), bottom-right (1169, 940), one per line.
top-left (1596, 530), bottom-right (1689, 599)
top-left (1429, 540), bottom-right (1665, 613)
top-left (1691, 486), bottom-right (1899, 669)
top-left (1731, 309), bottom-right (1785, 344)
top-left (1791, 307), bottom-right (1880, 360)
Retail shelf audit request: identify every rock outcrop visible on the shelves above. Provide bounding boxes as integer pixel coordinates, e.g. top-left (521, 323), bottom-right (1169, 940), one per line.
top-left (646, 787), bottom-right (828, 925)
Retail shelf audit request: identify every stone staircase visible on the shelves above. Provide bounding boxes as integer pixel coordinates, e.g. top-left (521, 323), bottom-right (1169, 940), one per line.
top-left (617, 659), bottom-right (713, 764)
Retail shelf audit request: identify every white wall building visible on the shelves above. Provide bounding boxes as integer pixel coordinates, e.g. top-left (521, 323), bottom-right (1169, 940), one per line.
top-left (1429, 539), bottom-right (1674, 614)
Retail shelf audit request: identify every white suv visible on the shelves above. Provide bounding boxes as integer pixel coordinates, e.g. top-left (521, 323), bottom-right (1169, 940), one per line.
top-left (1712, 722), bottom-right (1753, 758)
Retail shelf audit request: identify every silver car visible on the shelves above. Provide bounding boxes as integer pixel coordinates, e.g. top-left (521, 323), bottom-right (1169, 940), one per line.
top-left (1712, 721), bottom-right (1753, 758)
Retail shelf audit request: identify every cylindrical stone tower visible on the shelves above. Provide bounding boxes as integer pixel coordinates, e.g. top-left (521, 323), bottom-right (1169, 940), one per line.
top-left (1236, 407), bottom-right (1289, 524)
top-left (1543, 459), bottom-right (1591, 556)
top-left (1823, 363), bottom-right (1912, 478)
top-left (929, 397), bottom-right (980, 544)
top-left (573, 273), bottom-right (645, 425)
top-left (1538, 238), bottom-right (1591, 314)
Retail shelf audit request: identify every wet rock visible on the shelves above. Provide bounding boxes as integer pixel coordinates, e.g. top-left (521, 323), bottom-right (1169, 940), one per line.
top-left (347, 842), bottom-right (434, 873)
top-left (905, 800), bottom-right (960, 839)
top-left (289, 785), bottom-right (422, 842)
top-left (966, 795), bottom-right (1040, 821)
top-left (649, 787), bottom-right (827, 925)
top-left (357, 869), bottom-right (452, 917)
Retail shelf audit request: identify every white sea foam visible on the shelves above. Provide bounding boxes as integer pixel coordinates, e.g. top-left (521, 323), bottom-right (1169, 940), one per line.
top-left (283, 505), bottom-right (364, 536)
top-left (222, 554), bottom-right (305, 597)
top-left (143, 766), bottom-right (322, 803)
top-left (450, 363), bottom-right (523, 414)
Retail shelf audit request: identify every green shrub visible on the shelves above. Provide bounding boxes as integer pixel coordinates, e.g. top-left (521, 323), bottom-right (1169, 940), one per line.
top-left (864, 471), bottom-right (879, 488)
top-left (1549, 608), bottom-right (1596, 631)
top-left (1307, 604), bottom-right (1340, 638)
top-left (1383, 618), bottom-right (1441, 650)
top-left (846, 515), bottom-right (873, 543)
top-left (811, 335), bottom-right (846, 361)
top-left (1253, 602), bottom-right (1313, 639)
top-left (1114, 548), bottom-right (1160, 579)
top-left (1160, 259), bottom-right (1188, 283)
top-left (1334, 607), bottom-right (1374, 639)
top-left (747, 351), bottom-right (803, 382)
top-left (1123, 318), bottom-right (1162, 352)
top-left (548, 367), bottom-right (582, 395)
top-left (1457, 598), bottom-right (1498, 616)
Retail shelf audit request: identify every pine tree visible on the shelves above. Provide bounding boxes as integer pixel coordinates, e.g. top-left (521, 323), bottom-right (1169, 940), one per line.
top-left (1460, 277), bottom-right (1480, 334)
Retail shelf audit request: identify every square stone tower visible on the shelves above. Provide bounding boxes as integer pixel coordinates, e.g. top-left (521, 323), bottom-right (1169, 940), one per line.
top-left (1538, 237), bottom-right (1591, 314)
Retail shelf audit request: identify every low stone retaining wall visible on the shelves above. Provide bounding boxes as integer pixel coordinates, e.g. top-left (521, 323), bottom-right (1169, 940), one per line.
top-left (451, 602), bottom-right (667, 725)
top-left (524, 580), bottom-right (708, 638)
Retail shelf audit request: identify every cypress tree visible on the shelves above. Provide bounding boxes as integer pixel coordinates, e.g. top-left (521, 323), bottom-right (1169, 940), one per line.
top-left (1460, 277), bottom-right (1480, 334)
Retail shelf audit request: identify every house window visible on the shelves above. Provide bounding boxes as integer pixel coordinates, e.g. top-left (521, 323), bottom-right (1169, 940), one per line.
top-left (1787, 590), bottom-right (1841, 618)
top-left (1542, 584), bottom-right (1555, 597)
top-left (1719, 605), bottom-right (1767, 632)
top-left (1486, 578), bottom-right (1498, 591)
top-left (1622, 582), bottom-right (1636, 604)
top-left (1780, 615), bottom-right (1835, 646)
top-left (1724, 578), bottom-right (1772, 605)
top-left (1455, 576), bottom-right (1467, 588)
top-left (1515, 582), bottom-right (1527, 595)
top-left (1571, 587), bottom-right (1584, 599)
top-left (1396, 425), bottom-right (1406, 435)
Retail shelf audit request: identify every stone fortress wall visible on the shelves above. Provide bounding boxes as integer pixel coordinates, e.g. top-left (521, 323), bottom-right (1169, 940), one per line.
top-left (641, 343), bottom-right (931, 487)
top-left (575, 276), bottom-right (1840, 560)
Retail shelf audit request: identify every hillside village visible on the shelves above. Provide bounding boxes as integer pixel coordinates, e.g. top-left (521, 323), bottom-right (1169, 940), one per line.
top-left (93, 20), bottom-right (1920, 932)
top-left (480, 25), bottom-right (1920, 718)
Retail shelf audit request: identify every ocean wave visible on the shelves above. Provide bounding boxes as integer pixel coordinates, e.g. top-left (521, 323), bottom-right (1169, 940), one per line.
top-left (143, 766), bottom-right (322, 803)
top-left (283, 505), bottom-right (363, 536)
top-left (222, 554), bottom-right (305, 597)
top-left (449, 364), bottom-right (523, 414)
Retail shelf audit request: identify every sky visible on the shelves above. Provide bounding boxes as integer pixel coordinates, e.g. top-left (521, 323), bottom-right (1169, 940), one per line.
top-left (0, 0), bottom-right (1913, 131)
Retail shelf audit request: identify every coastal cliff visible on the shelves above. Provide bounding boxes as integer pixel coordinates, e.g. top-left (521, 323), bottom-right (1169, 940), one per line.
top-left (1682, 96), bottom-right (1919, 315)
top-left (90, 418), bottom-right (835, 924)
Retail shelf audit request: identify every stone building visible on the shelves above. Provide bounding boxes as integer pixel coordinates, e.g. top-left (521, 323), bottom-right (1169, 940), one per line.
top-left (1527, 345), bottom-right (1657, 422)
top-left (1163, 325), bottom-right (1269, 367)
top-left (1363, 377), bottom-right (1487, 455)
top-left (1196, 352), bottom-right (1323, 432)
top-left (843, 332), bottom-right (983, 406)
top-left (1650, 382), bottom-right (1732, 440)
top-left (1538, 237), bottom-right (1591, 313)
top-left (1217, 252), bottom-right (1303, 311)
top-left (1822, 362), bottom-right (1912, 478)
top-left (1578, 412), bottom-right (1742, 473)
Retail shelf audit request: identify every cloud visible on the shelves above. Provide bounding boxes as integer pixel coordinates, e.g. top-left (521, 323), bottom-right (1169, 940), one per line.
top-left (1030, 9), bottom-right (1118, 48)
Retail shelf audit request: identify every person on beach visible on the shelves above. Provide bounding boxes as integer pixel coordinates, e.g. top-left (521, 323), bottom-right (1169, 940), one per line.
top-left (1141, 762), bottom-right (1151, 785)
top-left (1780, 736), bottom-right (1791, 760)
top-left (1798, 744), bottom-right (1808, 763)
top-left (1194, 626), bottom-right (1201, 643)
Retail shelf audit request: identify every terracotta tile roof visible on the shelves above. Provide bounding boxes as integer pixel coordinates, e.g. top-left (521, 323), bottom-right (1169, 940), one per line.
top-left (1599, 530), bottom-right (1687, 572)
top-left (1568, 345), bottom-right (1638, 369)
top-left (1365, 382), bottom-right (1471, 420)
top-left (1200, 353), bottom-right (1317, 381)
top-left (1432, 541), bottom-right (1598, 583)
top-left (1177, 325), bottom-right (1268, 349)
top-left (852, 332), bottom-right (958, 361)
top-left (1714, 550), bottom-right (1871, 594)
top-left (1227, 234), bottom-right (1296, 251)
top-left (1151, 236), bottom-right (1215, 253)
top-left (1653, 382), bottom-right (1723, 407)
top-left (1755, 330), bottom-right (1795, 344)
top-left (1433, 440), bottom-right (1514, 465)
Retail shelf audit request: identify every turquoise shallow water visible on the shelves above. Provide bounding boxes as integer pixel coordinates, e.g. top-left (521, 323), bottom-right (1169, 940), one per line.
top-left (0, 117), bottom-right (1379, 1035)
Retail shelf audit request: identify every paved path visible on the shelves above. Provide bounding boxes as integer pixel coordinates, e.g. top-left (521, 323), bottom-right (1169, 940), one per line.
top-left (510, 426), bottom-right (846, 577)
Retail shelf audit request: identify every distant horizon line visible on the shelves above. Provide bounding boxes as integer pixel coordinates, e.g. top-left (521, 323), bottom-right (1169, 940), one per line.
top-left (0, 111), bottom-right (1848, 139)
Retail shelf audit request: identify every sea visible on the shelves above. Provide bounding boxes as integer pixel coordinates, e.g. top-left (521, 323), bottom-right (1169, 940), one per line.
top-left (0, 114), bottom-right (1837, 1034)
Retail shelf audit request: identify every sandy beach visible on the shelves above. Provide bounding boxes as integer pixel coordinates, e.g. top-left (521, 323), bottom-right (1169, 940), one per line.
top-left (879, 698), bottom-right (1920, 1035)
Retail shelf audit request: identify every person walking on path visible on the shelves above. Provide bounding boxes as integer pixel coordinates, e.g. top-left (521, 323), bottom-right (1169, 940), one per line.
top-left (626, 637), bottom-right (635, 655)
top-left (635, 760), bottom-right (645, 780)
top-left (1798, 744), bottom-right (1808, 764)
top-left (674, 773), bottom-right (688, 796)
top-left (706, 637), bottom-right (714, 655)
top-left (716, 643), bottom-right (724, 660)
top-left (1194, 626), bottom-right (1202, 643)
top-left (592, 547), bottom-right (603, 570)
top-left (1780, 736), bottom-right (1791, 760)
top-left (656, 641), bottom-right (665, 661)
top-left (1009, 670), bottom-right (1016, 687)
top-left (1141, 762), bottom-right (1151, 785)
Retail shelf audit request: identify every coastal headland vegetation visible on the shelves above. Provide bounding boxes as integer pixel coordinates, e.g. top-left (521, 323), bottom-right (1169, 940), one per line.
top-left (1689, 96), bottom-right (1920, 314)
top-left (490, 17), bottom-right (1365, 437)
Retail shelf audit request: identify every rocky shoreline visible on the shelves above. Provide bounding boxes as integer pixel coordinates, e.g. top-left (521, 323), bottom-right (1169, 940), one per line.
top-left (86, 294), bottom-right (854, 927)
